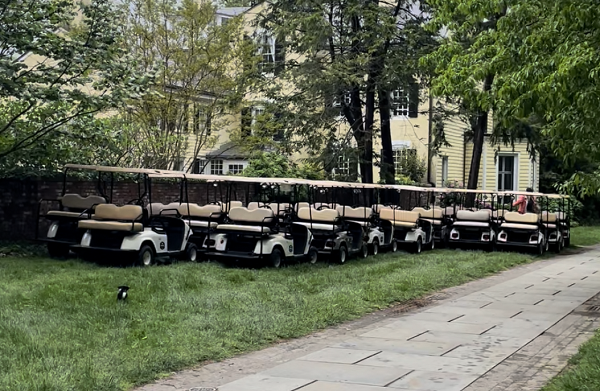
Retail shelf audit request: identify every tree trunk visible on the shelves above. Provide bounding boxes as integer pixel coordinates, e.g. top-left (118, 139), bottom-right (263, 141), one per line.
top-left (362, 88), bottom-right (375, 184)
top-left (378, 88), bottom-right (395, 184)
top-left (466, 74), bottom-right (495, 190)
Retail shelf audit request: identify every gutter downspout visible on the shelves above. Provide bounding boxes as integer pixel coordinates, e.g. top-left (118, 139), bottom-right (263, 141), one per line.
top-left (427, 90), bottom-right (435, 188)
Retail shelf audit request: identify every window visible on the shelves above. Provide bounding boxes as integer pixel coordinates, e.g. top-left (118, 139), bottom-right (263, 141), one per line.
top-left (193, 159), bottom-right (207, 174)
top-left (333, 92), bottom-right (352, 108)
top-left (336, 156), bottom-right (350, 177)
top-left (228, 164), bottom-right (244, 174)
top-left (393, 148), bottom-right (417, 174)
top-left (497, 155), bottom-right (516, 191)
top-left (258, 34), bottom-right (275, 73)
top-left (252, 106), bottom-right (265, 127)
top-left (441, 156), bottom-right (449, 185)
top-left (210, 159), bottom-right (223, 175)
top-left (391, 89), bottom-right (409, 117)
top-left (193, 106), bottom-right (211, 136)
top-left (220, 16), bottom-right (230, 26)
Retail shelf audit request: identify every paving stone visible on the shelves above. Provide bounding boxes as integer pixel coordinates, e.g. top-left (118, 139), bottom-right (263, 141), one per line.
top-left (385, 319), bottom-right (496, 335)
top-left (410, 331), bottom-right (530, 350)
top-left (297, 348), bottom-right (380, 364)
top-left (442, 298), bottom-right (499, 308)
top-left (423, 306), bottom-right (518, 318)
top-left (297, 381), bottom-right (389, 391)
top-left (218, 375), bottom-right (313, 391)
top-left (408, 311), bottom-right (461, 323)
top-left (483, 301), bottom-right (574, 314)
top-left (360, 325), bottom-right (428, 340)
top-left (331, 338), bottom-right (458, 356)
top-left (357, 351), bottom-right (495, 375)
top-left (261, 360), bottom-right (412, 387)
top-left (386, 370), bottom-right (479, 391)
top-left (442, 344), bottom-right (517, 362)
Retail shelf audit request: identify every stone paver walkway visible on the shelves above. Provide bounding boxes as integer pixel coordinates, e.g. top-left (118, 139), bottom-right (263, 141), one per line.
top-left (215, 250), bottom-right (600, 391)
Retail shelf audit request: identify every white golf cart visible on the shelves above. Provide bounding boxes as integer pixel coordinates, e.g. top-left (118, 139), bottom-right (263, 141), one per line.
top-left (71, 170), bottom-right (198, 265)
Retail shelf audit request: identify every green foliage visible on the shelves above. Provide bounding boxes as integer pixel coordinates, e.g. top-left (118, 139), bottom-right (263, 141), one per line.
top-left (242, 152), bottom-right (325, 180)
top-left (396, 153), bottom-right (427, 184)
top-left (0, 0), bottom-right (148, 161)
top-left (120, 0), bottom-right (256, 170)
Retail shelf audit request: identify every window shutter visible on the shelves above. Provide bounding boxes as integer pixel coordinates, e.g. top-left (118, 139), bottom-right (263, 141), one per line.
top-left (273, 110), bottom-right (284, 141)
top-left (408, 82), bottom-right (419, 118)
top-left (241, 107), bottom-right (251, 137)
top-left (205, 112), bottom-right (212, 136)
top-left (274, 38), bottom-right (285, 75)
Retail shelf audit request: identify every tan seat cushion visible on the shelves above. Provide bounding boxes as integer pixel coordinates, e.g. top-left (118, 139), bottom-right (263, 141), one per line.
top-left (60, 194), bottom-right (106, 210)
top-left (412, 207), bottom-right (443, 219)
top-left (189, 220), bottom-right (218, 228)
top-left (337, 206), bottom-right (373, 220)
top-left (228, 207), bottom-right (275, 224)
top-left (379, 209), bottom-right (420, 224)
top-left (501, 222), bottom-right (539, 230)
top-left (248, 202), bottom-right (290, 215)
top-left (94, 204), bottom-right (143, 221)
top-left (294, 202), bottom-right (310, 212)
top-left (504, 211), bottom-right (539, 224)
top-left (373, 204), bottom-right (393, 213)
top-left (298, 207), bottom-right (339, 223)
top-left (47, 211), bottom-right (88, 218)
top-left (79, 220), bottom-right (143, 232)
top-left (346, 220), bottom-right (371, 226)
top-left (544, 223), bottom-right (557, 229)
top-left (295, 222), bottom-right (339, 231)
top-left (314, 202), bottom-right (339, 210)
top-left (221, 201), bottom-right (243, 212)
top-left (148, 202), bottom-right (181, 216)
top-left (453, 221), bottom-right (490, 228)
top-left (456, 210), bottom-right (490, 222)
top-left (541, 211), bottom-right (558, 223)
top-left (390, 221), bottom-right (418, 228)
top-left (421, 218), bottom-right (443, 226)
top-left (216, 224), bottom-right (271, 233)
top-left (179, 204), bottom-right (222, 219)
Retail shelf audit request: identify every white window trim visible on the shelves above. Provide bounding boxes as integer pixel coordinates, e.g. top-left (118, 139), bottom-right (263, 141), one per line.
top-left (441, 156), bottom-right (449, 185)
top-left (257, 31), bottom-right (276, 76)
top-left (210, 159), bottom-right (224, 175)
top-left (390, 89), bottom-right (410, 121)
top-left (251, 106), bottom-right (265, 128)
top-left (495, 153), bottom-right (519, 192)
top-left (227, 163), bottom-right (245, 175)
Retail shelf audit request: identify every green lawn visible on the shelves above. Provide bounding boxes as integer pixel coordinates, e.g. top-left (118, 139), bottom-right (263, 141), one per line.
top-left (570, 226), bottom-right (600, 247)
top-left (0, 227), bottom-right (599, 391)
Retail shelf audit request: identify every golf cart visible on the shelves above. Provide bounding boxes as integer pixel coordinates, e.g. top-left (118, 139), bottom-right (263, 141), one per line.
top-left (71, 169), bottom-right (198, 265)
top-left (496, 191), bottom-right (548, 255)
top-left (293, 182), bottom-right (369, 263)
top-left (447, 190), bottom-right (499, 251)
top-left (203, 177), bottom-right (317, 267)
top-left (542, 194), bottom-right (571, 252)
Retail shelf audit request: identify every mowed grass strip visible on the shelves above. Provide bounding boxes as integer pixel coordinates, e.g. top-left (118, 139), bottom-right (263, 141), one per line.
top-left (570, 226), bottom-right (600, 247)
top-left (3, 225), bottom-right (600, 391)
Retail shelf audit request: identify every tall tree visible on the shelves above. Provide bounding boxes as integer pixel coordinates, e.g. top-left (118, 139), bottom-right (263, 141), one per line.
top-left (0, 0), bottom-right (145, 162)
top-left (423, 0), bottom-right (510, 189)
top-left (121, 0), bottom-right (255, 170)
top-left (252, 0), bottom-right (428, 183)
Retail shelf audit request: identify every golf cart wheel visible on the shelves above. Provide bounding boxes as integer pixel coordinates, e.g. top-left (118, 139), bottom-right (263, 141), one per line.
top-left (186, 243), bottom-right (199, 262)
top-left (412, 238), bottom-right (423, 254)
top-left (336, 244), bottom-right (348, 264)
top-left (269, 248), bottom-right (283, 268)
top-left (429, 238), bottom-right (435, 251)
top-left (360, 243), bottom-right (369, 259)
top-left (391, 240), bottom-right (398, 253)
top-left (565, 236), bottom-right (571, 247)
top-left (370, 239), bottom-right (379, 256)
top-left (137, 244), bottom-right (155, 267)
top-left (47, 243), bottom-right (69, 258)
top-left (537, 241), bottom-right (545, 256)
top-left (545, 239), bottom-right (550, 252)
top-left (307, 246), bottom-right (318, 264)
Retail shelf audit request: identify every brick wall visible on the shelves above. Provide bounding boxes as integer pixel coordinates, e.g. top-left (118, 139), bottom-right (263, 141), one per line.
top-left (0, 179), bottom-right (256, 241)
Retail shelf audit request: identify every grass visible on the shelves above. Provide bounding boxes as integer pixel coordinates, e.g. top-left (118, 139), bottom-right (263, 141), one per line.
top-left (570, 226), bottom-right (600, 247)
top-left (0, 226), bottom-right (599, 391)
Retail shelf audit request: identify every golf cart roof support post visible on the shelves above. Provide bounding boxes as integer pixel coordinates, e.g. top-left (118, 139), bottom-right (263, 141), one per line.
top-left (62, 167), bottom-right (69, 196)
top-left (245, 182), bottom-right (250, 206)
top-left (110, 172), bottom-right (114, 204)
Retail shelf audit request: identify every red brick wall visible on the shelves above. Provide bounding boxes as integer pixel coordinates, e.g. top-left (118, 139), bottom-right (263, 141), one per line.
top-left (0, 179), bottom-right (255, 241)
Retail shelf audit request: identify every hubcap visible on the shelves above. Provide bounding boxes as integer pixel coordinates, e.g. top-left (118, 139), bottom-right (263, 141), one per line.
top-left (190, 248), bottom-right (197, 261)
top-left (373, 242), bottom-right (379, 255)
top-left (143, 251), bottom-right (152, 266)
top-left (392, 241), bottom-right (397, 252)
top-left (417, 241), bottom-right (422, 253)
top-left (340, 249), bottom-right (346, 263)
top-left (310, 252), bottom-right (317, 264)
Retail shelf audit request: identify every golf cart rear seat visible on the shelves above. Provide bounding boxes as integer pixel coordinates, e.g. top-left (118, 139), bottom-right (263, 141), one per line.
top-left (314, 202), bottom-right (340, 210)
top-left (147, 202), bottom-right (181, 216)
top-left (336, 206), bottom-right (373, 226)
top-left (412, 207), bottom-right (443, 225)
top-left (500, 212), bottom-right (540, 230)
top-left (379, 209), bottom-right (420, 228)
top-left (46, 194), bottom-right (106, 218)
top-left (78, 204), bottom-right (144, 232)
top-left (541, 211), bottom-right (558, 229)
top-left (372, 204), bottom-right (393, 213)
top-left (452, 210), bottom-right (491, 228)
top-left (296, 207), bottom-right (341, 231)
top-left (178, 204), bottom-right (223, 228)
top-left (492, 209), bottom-right (505, 222)
top-left (248, 202), bottom-right (291, 216)
top-left (220, 201), bottom-right (243, 213)
top-left (216, 207), bottom-right (275, 234)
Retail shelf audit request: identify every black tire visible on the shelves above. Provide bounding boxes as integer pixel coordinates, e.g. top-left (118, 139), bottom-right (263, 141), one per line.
top-left (137, 244), bottom-right (155, 267)
top-left (336, 244), bottom-right (348, 264)
top-left (360, 243), bottom-right (369, 259)
top-left (269, 247), bottom-right (283, 268)
top-left (537, 241), bottom-right (544, 256)
top-left (413, 238), bottom-right (423, 254)
top-left (391, 240), bottom-right (398, 253)
top-left (186, 243), bottom-right (199, 262)
top-left (307, 246), bottom-right (318, 264)
top-left (545, 239), bottom-right (549, 252)
top-left (565, 236), bottom-right (571, 247)
top-left (47, 243), bottom-right (69, 258)
top-left (429, 238), bottom-right (435, 251)
top-left (371, 239), bottom-right (379, 256)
